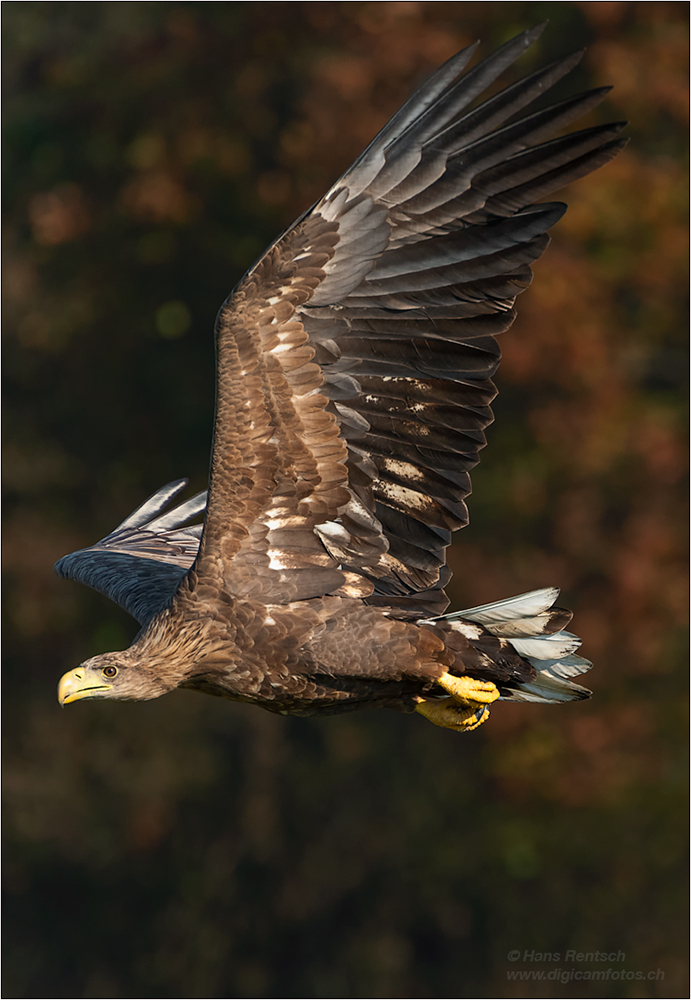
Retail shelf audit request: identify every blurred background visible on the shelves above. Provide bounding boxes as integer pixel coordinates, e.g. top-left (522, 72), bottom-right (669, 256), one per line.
top-left (3, 3), bottom-right (687, 997)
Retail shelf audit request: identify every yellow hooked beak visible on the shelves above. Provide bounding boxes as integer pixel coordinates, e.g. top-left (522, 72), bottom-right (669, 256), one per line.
top-left (57, 667), bottom-right (113, 706)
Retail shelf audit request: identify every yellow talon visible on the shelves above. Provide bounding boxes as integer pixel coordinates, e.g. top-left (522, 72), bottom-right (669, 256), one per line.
top-left (436, 672), bottom-right (500, 706)
top-left (415, 697), bottom-right (491, 733)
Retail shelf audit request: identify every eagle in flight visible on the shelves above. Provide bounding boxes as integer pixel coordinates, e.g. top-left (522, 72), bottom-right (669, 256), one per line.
top-left (56, 25), bottom-right (625, 732)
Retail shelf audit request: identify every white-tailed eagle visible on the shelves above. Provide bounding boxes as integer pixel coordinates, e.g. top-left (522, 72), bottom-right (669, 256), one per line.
top-left (56, 26), bottom-right (626, 732)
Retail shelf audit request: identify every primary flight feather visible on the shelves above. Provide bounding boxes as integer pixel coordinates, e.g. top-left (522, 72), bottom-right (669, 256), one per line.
top-left (56, 25), bottom-right (626, 732)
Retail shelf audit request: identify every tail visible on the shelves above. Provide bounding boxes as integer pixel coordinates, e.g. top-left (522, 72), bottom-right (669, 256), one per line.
top-left (424, 588), bottom-right (592, 703)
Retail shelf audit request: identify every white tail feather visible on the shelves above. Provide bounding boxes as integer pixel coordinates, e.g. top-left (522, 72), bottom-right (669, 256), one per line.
top-left (502, 675), bottom-right (591, 703)
top-left (445, 587), bottom-right (561, 624)
top-left (509, 631), bottom-right (582, 660)
top-left (421, 587), bottom-right (592, 704)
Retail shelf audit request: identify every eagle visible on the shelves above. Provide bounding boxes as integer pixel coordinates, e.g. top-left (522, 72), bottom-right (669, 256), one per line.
top-left (56, 25), bottom-right (626, 733)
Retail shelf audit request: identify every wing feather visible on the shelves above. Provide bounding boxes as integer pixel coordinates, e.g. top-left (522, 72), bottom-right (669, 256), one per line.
top-left (55, 480), bottom-right (206, 624)
top-left (195, 19), bottom-right (625, 610)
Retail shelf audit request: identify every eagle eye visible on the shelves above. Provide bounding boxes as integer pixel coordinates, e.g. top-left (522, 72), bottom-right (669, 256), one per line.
top-left (102, 665), bottom-right (118, 679)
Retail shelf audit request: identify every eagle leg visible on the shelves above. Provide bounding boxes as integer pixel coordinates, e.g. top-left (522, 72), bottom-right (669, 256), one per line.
top-left (437, 672), bottom-right (500, 706)
top-left (414, 697), bottom-right (490, 732)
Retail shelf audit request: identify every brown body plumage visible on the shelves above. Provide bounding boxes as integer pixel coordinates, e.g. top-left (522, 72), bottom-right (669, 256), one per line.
top-left (76, 583), bottom-right (537, 717)
top-left (56, 26), bottom-right (625, 732)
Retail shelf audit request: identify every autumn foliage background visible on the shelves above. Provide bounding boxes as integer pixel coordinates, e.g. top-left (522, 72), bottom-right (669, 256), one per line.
top-left (3, 3), bottom-right (688, 998)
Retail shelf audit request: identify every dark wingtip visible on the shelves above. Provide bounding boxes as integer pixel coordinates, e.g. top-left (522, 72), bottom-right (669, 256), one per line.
top-left (430, 40), bottom-right (481, 88)
top-left (54, 554), bottom-right (69, 578)
top-left (525, 21), bottom-right (549, 45)
top-left (567, 48), bottom-right (586, 68)
top-left (162, 477), bottom-right (189, 492)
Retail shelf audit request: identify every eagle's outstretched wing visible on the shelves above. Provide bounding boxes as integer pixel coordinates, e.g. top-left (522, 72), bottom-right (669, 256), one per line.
top-left (193, 24), bottom-right (626, 614)
top-left (55, 26), bottom-right (625, 623)
top-left (55, 480), bottom-right (206, 624)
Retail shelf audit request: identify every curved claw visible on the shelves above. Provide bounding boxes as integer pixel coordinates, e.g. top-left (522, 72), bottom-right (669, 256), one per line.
top-left (415, 697), bottom-right (491, 733)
